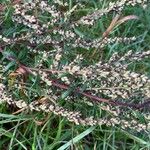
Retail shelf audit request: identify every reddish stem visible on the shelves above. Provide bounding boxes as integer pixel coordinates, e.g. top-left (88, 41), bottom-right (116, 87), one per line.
top-left (51, 80), bottom-right (146, 109)
top-left (1, 48), bottom-right (150, 110)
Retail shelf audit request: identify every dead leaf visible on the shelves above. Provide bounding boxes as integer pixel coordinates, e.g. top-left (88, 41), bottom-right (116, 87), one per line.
top-left (102, 15), bottom-right (138, 38)
top-left (102, 14), bottom-right (120, 38)
top-left (116, 15), bottom-right (139, 26)
top-left (12, 108), bottom-right (26, 115)
top-left (34, 115), bottom-right (50, 126)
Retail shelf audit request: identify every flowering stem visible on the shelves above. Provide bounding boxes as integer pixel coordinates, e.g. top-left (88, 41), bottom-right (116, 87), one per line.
top-left (51, 79), bottom-right (150, 110)
top-left (1, 49), bottom-right (150, 110)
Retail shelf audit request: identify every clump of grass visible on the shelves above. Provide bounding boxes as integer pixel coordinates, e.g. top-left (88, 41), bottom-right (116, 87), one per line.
top-left (0, 0), bottom-right (150, 149)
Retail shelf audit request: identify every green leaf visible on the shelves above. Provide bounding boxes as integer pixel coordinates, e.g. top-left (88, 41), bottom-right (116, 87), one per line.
top-left (73, 28), bottom-right (85, 38)
top-left (58, 126), bottom-right (95, 150)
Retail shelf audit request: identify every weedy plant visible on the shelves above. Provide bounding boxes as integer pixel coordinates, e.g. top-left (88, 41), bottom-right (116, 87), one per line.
top-left (0, 0), bottom-right (150, 139)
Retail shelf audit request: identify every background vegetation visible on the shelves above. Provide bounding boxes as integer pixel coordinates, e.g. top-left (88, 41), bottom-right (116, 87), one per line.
top-left (0, 0), bottom-right (150, 149)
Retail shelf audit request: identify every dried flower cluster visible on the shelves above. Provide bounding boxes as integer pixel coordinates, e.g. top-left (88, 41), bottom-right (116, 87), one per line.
top-left (0, 0), bottom-right (150, 133)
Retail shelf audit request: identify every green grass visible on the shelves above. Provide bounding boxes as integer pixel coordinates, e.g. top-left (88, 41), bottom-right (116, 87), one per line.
top-left (0, 0), bottom-right (150, 150)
